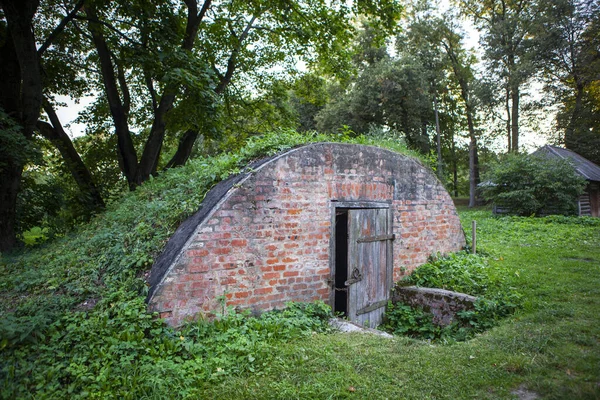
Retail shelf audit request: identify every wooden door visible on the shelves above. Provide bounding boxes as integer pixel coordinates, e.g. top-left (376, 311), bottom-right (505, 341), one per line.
top-left (346, 208), bottom-right (393, 328)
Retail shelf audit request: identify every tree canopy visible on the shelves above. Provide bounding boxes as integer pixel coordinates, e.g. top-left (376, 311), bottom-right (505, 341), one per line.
top-left (1, 0), bottom-right (599, 250)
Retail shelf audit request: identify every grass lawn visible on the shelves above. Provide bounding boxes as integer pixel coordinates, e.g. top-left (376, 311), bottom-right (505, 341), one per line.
top-left (198, 208), bottom-right (600, 399)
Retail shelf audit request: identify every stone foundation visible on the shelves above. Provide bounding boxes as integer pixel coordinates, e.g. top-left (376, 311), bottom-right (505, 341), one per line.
top-left (392, 286), bottom-right (477, 326)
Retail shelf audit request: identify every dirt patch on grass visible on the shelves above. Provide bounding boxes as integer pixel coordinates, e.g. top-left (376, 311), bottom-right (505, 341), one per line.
top-left (511, 385), bottom-right (539, 400)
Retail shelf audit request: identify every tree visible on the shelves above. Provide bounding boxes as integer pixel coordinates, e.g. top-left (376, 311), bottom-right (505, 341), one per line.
top-left (398, 3), bottom-right (484, 206)
top-left (460, 0), bottom-right (537, 152)
top-left (0, 0), bottom-right (402, 251)
top-left (0, 0), bottom-right (107, 251)
top-left (437, 18), bottom-right (482, 207)
top-left (79, 0), bottom-right (402, 189)
top-left (532, 0), bottom-right (600, 164)
top-left (480, 152), bottom-right (586, 216)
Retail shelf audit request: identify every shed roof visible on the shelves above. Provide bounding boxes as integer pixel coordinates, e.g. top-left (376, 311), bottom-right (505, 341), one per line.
top-left (534, 145), bottom-right (600, 182)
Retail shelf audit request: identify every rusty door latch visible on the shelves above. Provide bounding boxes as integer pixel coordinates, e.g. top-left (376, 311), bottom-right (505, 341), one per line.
top-left (345, 267), bottom-right (363, 286)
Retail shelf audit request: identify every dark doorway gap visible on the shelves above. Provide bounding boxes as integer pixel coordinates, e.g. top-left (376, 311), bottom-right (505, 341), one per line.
top-left (334, 210), bottom-right (348, 315)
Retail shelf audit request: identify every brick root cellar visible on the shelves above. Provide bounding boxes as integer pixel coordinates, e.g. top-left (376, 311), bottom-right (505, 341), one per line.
top-left (147, 143), bottom-right (466, 327)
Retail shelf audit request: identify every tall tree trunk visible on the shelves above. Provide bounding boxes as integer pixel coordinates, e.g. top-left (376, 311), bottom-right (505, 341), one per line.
top-left (86, 5), bottom-right (138, 189)
top-left (434, 93), bottom-right (443, 180)
top-left (451, 131), bottom-right (458, 198)
top-left (564, 81), bottom-right (585, 151)
top-left (443, 41), bottom-right (480, 207)
top-left (505, 84), bottom-right (511, 152)
top-left (466, 110), bottom-right (479, 208)
top-left (2, 0), bottom-right (42, 137)
top-left (0, 0), bottom-right (43, 251)
top-left (135, 88), bottom-right (177, 183)
top-left (38, 103), bottom-right (105, 213)
top-left (511, 84), bottom-right (519, 152)
top-left (0, 160), bottom-right (22, 252)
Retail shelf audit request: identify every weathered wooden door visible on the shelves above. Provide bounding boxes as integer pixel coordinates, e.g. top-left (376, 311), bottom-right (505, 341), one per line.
top-left (346, 208), bottom-right (393, 328)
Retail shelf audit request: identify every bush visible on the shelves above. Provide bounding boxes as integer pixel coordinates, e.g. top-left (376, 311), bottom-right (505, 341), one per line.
top-left (480, 152), bottom-right (587, 216)
top-left (383, 252), bottom-right (522, 342)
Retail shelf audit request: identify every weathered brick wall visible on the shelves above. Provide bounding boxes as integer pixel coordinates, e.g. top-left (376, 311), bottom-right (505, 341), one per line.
top-left (148, 143), bottom-right (465, 326)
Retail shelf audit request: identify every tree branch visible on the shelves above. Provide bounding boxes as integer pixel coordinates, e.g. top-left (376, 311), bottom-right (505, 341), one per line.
top-left (215, 14), bottom-right (258, 94)
top-left (182, 0), bottom-right (212, 50)
top-left (74, 14), bottom-right (143, 47)
top-left (38, 0), bottom-right (85, 56)
top-left (114, 53), bottom-right (131, 117)
top-left (38, 101), bottom-right (105, 211)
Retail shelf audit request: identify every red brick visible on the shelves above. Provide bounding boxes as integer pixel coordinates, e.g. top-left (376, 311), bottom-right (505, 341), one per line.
top-left (263, 272), bottom-right (280, 280)
top-left (187, 249), bottom-right (209, 257)
top-left (292, 283), bottom-right (307, 290)
top-left (234, 291), bottom-right (250, 299)
top-left (220, 277), bottom-right (236, 285)
top-left (254, 287), bottom-right (273, 295)
top-left (189, 263), bottom-right (209, 273)
top-left (283, 271), bottom-right (299, 277)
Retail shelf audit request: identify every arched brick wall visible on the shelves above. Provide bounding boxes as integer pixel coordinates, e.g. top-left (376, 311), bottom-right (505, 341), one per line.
top-left (147, 143), bottom-right (465, 325)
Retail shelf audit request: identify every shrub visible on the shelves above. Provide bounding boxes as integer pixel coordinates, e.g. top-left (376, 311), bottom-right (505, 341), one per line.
top-left (480, 152), bottom-right (587, 216)
top-left (383, 252), bottom-right (521, 342)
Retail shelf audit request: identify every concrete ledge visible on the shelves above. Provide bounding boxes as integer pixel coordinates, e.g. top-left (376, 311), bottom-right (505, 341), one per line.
top-left (392, 286), bottom-right (477, 326)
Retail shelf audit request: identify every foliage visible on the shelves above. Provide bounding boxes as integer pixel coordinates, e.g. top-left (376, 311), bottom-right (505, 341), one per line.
top-left (532, 0), bottom-right (600, 165)
top-left (381, 302), bottom-right (441, 339)
top-left (0, 109), bottom-right (38, 172)
top-left (0, 296), bottom-right (332, 399)
top-left (0, 130), bottom-right (415, 397)
top-left (402, 251), bottom-right (506, 296)
top-left (480, 152), bottom-right (587, 216)
top-left (383, 251), bottom-right (522, 342)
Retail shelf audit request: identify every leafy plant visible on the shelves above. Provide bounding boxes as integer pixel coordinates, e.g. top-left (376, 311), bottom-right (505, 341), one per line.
top-left (480, 152), bottom-right (587, 216)
top-left (380, 302), bottom-right (441, 340)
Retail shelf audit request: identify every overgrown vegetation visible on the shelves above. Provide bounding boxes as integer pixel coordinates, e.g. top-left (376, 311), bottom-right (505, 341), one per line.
top-left (480, 152), bottom-right (587, 216)
top-left (382, 252), bottom-right (522, 342)
top-left (1, 298), bottom-right (332, 399)
top-left (0, 130), bottom-right (414, 398)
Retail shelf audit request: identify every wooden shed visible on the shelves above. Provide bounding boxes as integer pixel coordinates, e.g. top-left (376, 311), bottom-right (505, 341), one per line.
top-left (534, 145), bottom-right (600, 217)
top-left (147, 143), bottom-right (466, 327)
